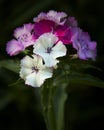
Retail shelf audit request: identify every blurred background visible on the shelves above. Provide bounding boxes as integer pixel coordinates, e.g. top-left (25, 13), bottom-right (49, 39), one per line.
top-left (0, 0), bottom-right (104, 130)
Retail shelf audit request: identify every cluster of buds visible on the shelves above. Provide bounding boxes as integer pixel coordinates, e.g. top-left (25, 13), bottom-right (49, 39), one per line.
top-left (6, 10), bottom-right (97, 87)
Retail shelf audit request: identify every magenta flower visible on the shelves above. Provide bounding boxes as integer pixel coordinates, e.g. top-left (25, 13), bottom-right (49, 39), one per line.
top-left (14, 23), bottom-right (35, 48)
top-left (33, 10), bottom-right (67, 25)
top-left (33, 11), bottom-right (74, 44)
top-left (6, 39), bottom-right (24, 56)
top-left (71, 28), bottom-right (97, 60)
top-left (34, 20), bottom-right (72, 44)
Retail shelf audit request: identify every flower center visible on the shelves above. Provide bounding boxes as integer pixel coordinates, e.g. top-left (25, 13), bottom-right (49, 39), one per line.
top-left (32, 66), bottom-right (39, 73)
top-left (18, 34), bottom-right (29, 42)
top-left (47, 47), bottom-right (52, 53)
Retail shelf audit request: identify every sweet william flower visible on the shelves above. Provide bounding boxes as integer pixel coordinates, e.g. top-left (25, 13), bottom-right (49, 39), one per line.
top-left (20, 55), bottom-right (53, 87)
top-left (6, 39), bottom-right (24, 56)
top-left (34, 19), bottom-right (72, 44)
top-left (33, 10), bottom-right (72, 44)
top-left (33, 33), bottom-right (67, 67)
top-left (6, 23), bottom-right (35, 56)
top-left (14, 23), bottom-right (35, 48)
top-left (33, 10), bottom-right (67, 25)
top-left (71, 28), bottom-right (97, 60)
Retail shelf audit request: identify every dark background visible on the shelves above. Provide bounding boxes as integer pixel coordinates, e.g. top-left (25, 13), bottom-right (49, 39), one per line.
top-left (0, 0), bottom-right (104, 130)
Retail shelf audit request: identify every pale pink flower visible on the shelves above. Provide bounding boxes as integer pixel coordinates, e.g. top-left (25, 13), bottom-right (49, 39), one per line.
top-left (14, 23), bottom-right (35, 48)
top-left (33, 10), bottom-right (67, 25)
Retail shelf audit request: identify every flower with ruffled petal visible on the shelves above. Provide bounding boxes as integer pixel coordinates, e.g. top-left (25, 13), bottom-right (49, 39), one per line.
top-left (14, 23), bottom-right (35, 48)
top-left (33, 33), bottom-right (67, 67)
top-left (71, 28), bottom-right (97, 60)
top-left (6, 39), bottom-right (24, 56)
top-left (33, 10), bottom-right (67, 25)
top-left (20, 55), bottom-right (53, 87)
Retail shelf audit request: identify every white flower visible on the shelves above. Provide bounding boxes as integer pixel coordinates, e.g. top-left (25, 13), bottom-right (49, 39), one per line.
top-left (20, 55), bottom-right (53, 87)
top-left (33, 33), bottom-right (67, 67)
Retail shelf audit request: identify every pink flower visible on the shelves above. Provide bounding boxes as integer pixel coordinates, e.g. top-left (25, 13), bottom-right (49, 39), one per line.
top-left (33, 10), bottom-right (67, 25)
top-left (14, 23), bottom-right (35, 48)
top-left (6, 23), bottom-right (35, 56)
top-left (6, 39), bottom-right (24, 56)
top-left (71, 28), bottom-right (97, 60)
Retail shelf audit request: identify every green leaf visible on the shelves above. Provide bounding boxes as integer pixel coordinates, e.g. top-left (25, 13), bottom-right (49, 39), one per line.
top-left (54, 72), bottom-right (104, 89)
top-left (0, 59), bottom-right (20, 73)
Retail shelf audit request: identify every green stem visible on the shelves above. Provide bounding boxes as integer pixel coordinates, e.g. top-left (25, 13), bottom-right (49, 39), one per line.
top-left (47, 85), bottom-right (56, 130)
top-left (41, 84), bottom-right (56, 130)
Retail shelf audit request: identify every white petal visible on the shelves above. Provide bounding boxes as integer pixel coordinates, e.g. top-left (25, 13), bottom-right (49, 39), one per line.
top-left (20, 68), bottom-right (32, 79)
top-left (33, 40), bottom-right (46, 55)
top-left (25, 68), bottom-right (52, 87)
top-left (38, 68), bottom-right (53, 81)
top-left (21, 56), bottom-right (34, 68)
top-left (32, 55), bottom-right (44, 68)
top-left (41, 53), bottom-right (59, 67)
top-left (25, 73), bottom-right (41, 87)
top-left (33, 33), bottom-right (58, 52)
top-left (52, 41), bottom-right (67, 58)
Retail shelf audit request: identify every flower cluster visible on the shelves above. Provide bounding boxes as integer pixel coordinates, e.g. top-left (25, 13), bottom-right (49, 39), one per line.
top-left (6, 10), bottom-right (97, 87)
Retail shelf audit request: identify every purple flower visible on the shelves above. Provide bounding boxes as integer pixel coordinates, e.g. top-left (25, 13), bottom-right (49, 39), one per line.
top-left (65, 16), bottom-right (78, 28)
top-left (6, 39), bottom-right (24, 56)
top-left (71, 28), bottom-right (97, 60)
top-left (33, 10), bottom-right (67, 25)
top-left (14, 23), bottom-right (35, 48)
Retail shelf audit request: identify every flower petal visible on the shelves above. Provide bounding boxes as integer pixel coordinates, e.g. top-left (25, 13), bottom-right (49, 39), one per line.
top-left (6, 39), bottom-right (24, 56)
top-left (33, 33), bottom-right (58, 54)
top-left (40, 53), bottom-right (59, 67)
top-left (20, 68), bottom-right (32, 80)
top-left (21, 55), bottom-right (34, 68)
top-left (25, 68), bottom-right (52, 87)
top-left (52, 41), bottom-right (67, 58)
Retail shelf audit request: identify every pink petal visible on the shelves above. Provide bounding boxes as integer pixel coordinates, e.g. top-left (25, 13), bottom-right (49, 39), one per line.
top-left (6, 39), bottom-right (24, 56)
